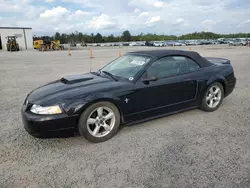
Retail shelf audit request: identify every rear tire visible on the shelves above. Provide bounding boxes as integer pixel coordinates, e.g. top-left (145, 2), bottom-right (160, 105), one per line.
top-left (200, 82), bottom-right (224, 112)
top-left (78, 101), bottom-right (121, 143)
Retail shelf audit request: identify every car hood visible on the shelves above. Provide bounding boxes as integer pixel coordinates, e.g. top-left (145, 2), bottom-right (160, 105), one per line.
top-left (26, 73), bottom-right (119, 105)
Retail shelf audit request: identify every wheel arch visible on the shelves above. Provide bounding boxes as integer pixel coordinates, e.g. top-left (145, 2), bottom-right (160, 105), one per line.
top-left (206, 76), bottom-right (227, 94)
top-left (75, 98), bottom-right (125, 127)
top-left (198, 76), bottom-right (226, 105)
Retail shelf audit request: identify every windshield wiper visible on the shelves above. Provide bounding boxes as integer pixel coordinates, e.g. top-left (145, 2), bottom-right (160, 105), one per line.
top-left (101, 71), bottom-right (118, 81)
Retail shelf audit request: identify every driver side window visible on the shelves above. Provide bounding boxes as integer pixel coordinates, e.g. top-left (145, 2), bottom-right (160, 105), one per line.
top-left (146, 56), bottom-right (180, 78)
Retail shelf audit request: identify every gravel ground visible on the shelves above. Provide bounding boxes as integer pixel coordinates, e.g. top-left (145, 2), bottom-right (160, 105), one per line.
top-left (0, 45), bottom-right (250, 188)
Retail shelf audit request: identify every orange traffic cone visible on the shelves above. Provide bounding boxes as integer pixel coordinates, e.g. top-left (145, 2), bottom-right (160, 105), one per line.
top-left (118, 49), bottom-right (122, 57)
top-left (90, 48), bottom-right (94, 59)
top-left (68, 47), bottom-right (71, 56)
top-left (189, 47), bottom-right (192, 51)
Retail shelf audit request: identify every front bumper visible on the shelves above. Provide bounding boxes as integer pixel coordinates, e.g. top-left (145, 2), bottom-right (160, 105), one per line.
top-left (21, 105), bottom-right (78, 138)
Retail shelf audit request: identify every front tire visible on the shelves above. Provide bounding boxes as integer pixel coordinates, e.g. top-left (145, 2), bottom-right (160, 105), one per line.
top-left (200, 82), bottom-right (224, 112)
top-left (78, 101), bottom-right (121, 143)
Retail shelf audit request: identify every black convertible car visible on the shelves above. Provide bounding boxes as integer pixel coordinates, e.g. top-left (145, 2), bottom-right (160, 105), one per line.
top-left (22, 50), bottom-right (236, 142)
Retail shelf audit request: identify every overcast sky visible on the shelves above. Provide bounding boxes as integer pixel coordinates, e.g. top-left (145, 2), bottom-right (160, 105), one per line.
top-left (0, 0), bottom-right (250, 36)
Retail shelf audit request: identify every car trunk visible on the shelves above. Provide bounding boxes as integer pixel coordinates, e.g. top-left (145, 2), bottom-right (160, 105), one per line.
top-left (205, 57), bottom-right (231, 65)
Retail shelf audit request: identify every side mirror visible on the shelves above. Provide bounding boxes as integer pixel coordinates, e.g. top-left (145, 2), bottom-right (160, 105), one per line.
top-left (141, 76), bottom-right (157, 83)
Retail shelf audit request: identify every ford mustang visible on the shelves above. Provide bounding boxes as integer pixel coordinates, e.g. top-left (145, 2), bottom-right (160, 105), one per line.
top-left (21, 50), bottom-right (236, 142)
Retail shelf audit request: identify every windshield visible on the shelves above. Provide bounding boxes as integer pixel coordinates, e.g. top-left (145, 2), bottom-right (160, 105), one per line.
top-left (101, 54), bottom-right (152, 80)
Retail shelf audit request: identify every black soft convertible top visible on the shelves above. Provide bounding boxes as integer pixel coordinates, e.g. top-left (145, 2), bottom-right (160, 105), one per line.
top-left (127, 49), bottom-right (212, 68)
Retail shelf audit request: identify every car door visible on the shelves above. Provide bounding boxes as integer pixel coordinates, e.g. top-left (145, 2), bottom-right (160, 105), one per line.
top-left (130, 55), bottom-right (200, 116)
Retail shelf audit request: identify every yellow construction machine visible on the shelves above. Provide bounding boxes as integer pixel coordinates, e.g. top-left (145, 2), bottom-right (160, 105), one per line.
top-left (33, 37), bottom-right (64, 51)
top-left (6, 36), bottom-right (20, 52)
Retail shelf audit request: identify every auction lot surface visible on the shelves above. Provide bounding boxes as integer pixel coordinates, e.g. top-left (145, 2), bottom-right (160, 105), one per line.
top-left (0, 45), bottom-right (250, 188)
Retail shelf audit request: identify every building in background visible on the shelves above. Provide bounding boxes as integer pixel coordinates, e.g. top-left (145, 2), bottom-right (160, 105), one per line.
top-left (0, 27), bottom-right (33, 51)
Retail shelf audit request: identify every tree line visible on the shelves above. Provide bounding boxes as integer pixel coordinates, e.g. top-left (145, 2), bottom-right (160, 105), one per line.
top-left (33, 30), bottom-right (250, 44)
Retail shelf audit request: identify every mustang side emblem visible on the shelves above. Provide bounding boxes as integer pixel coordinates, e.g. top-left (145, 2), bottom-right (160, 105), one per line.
top-left (125, 98), bottom-right (129, 103)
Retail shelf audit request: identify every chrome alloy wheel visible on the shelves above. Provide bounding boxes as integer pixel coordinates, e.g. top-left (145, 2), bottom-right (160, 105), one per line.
top-left (206, 85), bottom-right (222, 108)
top-left (87, 107), bottom-right (116, 138)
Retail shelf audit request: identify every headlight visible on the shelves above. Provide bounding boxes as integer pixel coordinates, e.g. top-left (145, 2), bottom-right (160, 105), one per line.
top-left (30, 104), bottom-right (62, 115)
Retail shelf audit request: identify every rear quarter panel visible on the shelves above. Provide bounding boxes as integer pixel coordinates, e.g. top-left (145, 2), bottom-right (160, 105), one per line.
top-left (199, 58), bottom-right (235, 101)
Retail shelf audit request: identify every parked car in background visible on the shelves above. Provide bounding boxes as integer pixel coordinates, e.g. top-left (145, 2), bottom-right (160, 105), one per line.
top-left (217, 38), bottom-right (227, 44)
top-left (196, 40), bottom-right (203, 45)
top-left (80, 42), bottom-right (87, 47)
top-left (185, 41), bottom-right (192, 45)
top-left (164, 41), bottom-right (174, 46)
top-left (185, 40), bottom-right (200, 45)
top-left (153, 41), bottom-right (165, 47)
top-left (92, 43), bottom-right (100, 47)
top-left (145, 41), bottom-right (154, 46)
top-left (229, 39), bottom-right (248, 46)
top-left (212, 40), bottom-right (220, 45)
top-left (140, 42), bottom-right (146, 46)
top-left (122, 42), bottom-right (130, 46)
top-left (174, 41), bottom-right (186, 46)
top-left (201, 40), bottom-right (214, 45)
top-left (129, 42), bottom-right (140, 46)
top-left (246, 39), bottom-right (250, 46)
top-left (85, 38), bottom-right (248, 48)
